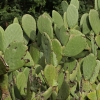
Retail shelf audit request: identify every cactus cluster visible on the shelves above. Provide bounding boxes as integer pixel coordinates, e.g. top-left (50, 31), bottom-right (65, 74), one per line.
top-left (0, 0), bottom-right (100, 100)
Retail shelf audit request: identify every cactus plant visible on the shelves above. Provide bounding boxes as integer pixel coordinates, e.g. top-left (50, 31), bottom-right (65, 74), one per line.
top-left (1, 0), bottom-right (100, 99)
top-left (22, 14), bottom-right (36, 41)
top-left (44, 64), bottom-right (58, 86)
top-left (61, 1), bottom-right (68, 13)
top-left (52, 10), bottom-right (63, 28)
top-left (83, 53), bottom-right (96, 80)
top-left (70, 0), bottom-right (79, 9)
top-left (80, 13), bottom-right (91, 34)
top-left (67, 4), bottom-right (78, 28)
top-left (37, 14), bottom-right (53, 39)
top-left (4, 23), bottom-right (24, 50)
top-left (4, 42), bottom-right (27, 72)
top-left (89, 9), bottom-right (100, 35)
top-left (63, 35), bottom-right (87, 57)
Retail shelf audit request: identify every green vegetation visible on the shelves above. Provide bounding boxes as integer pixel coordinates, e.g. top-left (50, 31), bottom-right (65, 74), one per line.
top-left (0, 0), bottom-right (100, 100)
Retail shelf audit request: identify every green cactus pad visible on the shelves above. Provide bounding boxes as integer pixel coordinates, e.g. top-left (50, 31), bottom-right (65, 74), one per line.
top-left (44, 65), bottom-right (58, 86)
top-left (52, 52), bottom-right (58, 66)
top-left (87, 91), bottom-right (97, 100)
top-left (95, 35), bottom-right (100, 47)
top-left (22, 14), bottom-right (36, 41)
top-left (13, 17), bottom-right (19, 23)
top-left (70, 62), bottom-right (79, 82)
top-left (52, 10), bottom-right (63, 28)
top-left (63, 12), bottom-right (68, 29)
top-left (80, 13), bottom-right (91, 34)
top-left (29, 44), bottom-right (40, 64)
top-left (83, 53), bottom-right (96, 80)
top-left (42, 32), bottom-right (52, 64)
top-left (82, 80), bottom-right (91, 92)
top-left (4, 23), bottom-right (23, 50)
top-left (63, 35), bottom-right (87, 57)
top-left (70, 0), bottom-right (79, 9)
top-left (66, 59), bottom-right (77, 74)
top-left (89, 9), bottom-right (100, 34)
top-left (42, 87), bottom-right (53, 100)
top-left (90, 60), bottom-right (100, 84)
top-left (37, 14), bottom-right (53, 39)
top-left (67, 4), bottom-right (78, 28)
top-left (69, 29), bottom-right (84, 36)
top-left (16, 72), bottom-right (27, 95)
top-left (58, 72), bottom-right (64, 89)
top-left (61, 1), bottom-right (68, 13)
top-left (23, 33), bottom-right (29, 45)
top-left (43, 12), bottom-right (52, 23)
top-left (54, 25), bottom-right (69, 46)
top-left (4, 42), bottom-right (27, 72)
top-left (96, 84), bottom-right (100, 100)
top-left (52, 39), bottom-right (62, 64)
top-left (57, 81), bottom-right (70, 100)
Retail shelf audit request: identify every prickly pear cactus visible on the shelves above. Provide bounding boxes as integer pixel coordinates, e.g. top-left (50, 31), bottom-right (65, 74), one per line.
top-left (44, 65), bottom-right (58, 86)
top-left (83, 53), bottom-right (96, 80)
top-left (52, 10), bottom-right (63, 28)
top-left (22, 14), bottom-right (36, 41)
top-left (4, 23), bottom-right (23, 50)
top-left (52, 39), bottom-right (62, 64)
top-left (37, 14), bottom-right (53, 39)
top-left (63, 35), bottom-right (87, 57)
top-left (67, 4), bottom-right (78, 28)
top-left (41, 32), bottom-right (52, 64)
top-left (4, 42), bottom-right (27, 72)
top-left (89, 9), bottom-right (100, 34)
top-left (1, 0), bottom-right (100, 100)
top-left (80, 13), bottom-right (91, 34)
top-left (61, 1), bottom-right (68, 13)
top-left (70, 0), bottom-right (79, 9)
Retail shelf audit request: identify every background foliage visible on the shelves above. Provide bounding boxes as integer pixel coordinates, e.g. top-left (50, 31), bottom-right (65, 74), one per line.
top-left (0, 0), bottom-right (94, 28)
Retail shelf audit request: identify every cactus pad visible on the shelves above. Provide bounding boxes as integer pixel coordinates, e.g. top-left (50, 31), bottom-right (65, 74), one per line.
top-left (44, 65), bottom-right (58, 86)
top-left (83, 53), bottom-right (97, 80)
top-left (37, 14), bottom-right (53, 39)
top-left (22, 14), bottom-right (36, 41)
top-left (4, 42), bottom-right (27, 72)
top-left (89, 9), bottom-right (100, 34)
top-left (67, 4), bottom-right (78, 28)
top-left (63, 35), bottom-right (86, 57)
